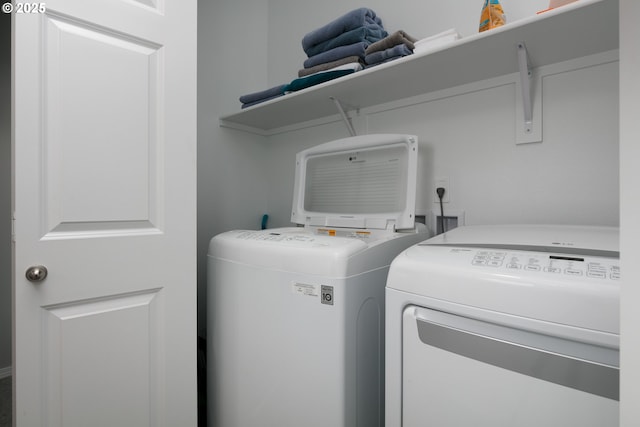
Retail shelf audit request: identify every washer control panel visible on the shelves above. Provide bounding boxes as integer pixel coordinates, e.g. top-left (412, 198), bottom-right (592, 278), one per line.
top-left (227, 229), bottom-right (370, 250)
top-left (470, 250), bottom-right (620, 280)
top-left (235, 231), bottom-right (315, 243)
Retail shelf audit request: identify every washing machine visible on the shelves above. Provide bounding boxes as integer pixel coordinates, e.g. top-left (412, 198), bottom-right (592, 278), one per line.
top-left (385, 224), bottom-right (620, 427)
top-left (207, 134), bottom-right (429, 427)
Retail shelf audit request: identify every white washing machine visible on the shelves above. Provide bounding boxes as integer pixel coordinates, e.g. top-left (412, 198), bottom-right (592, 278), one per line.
top-left (385, 224), bottom-right (620, 427)
top-left (207, 134), bottom-right (429, 427)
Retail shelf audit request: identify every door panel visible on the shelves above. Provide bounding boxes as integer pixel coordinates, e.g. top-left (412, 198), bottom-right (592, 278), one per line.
top-left (43, 290), bottom-right (162, 426)
top-left (44, 14), bottom-right (162, 234)
top-left (13, 0), bottom-right (197, 425)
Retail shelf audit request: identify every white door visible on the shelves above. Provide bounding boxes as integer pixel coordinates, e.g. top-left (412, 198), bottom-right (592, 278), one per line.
top-left (12, 0), bottom-right (197, 425)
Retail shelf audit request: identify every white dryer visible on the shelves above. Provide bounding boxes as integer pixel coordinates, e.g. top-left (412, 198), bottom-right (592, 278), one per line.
top-left (385, 224), bottom-right (620, 427)
top-left (207, 134), bottom-right (429, 427)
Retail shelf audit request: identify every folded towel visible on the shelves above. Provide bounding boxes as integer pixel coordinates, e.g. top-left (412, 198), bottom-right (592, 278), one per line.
top-left (364, 57), bottom-right (403, 68)
top-left (325, 62), bottom-right (364, 73)
top-left (239, 84), bottom-right (287, 105)
top-left (303, 41), bottom-right (368, 69)
top-left (299, 61), bottom-right (363, 79)
top-left (284, 69), bottom-right (355, 93)
top-left (413, 28), bottom-right (461, 54)
top-left (364, 30), bottom-right (418, 55)
top-left (241, 93), bottom-right (285, 109)
top-left (415, 28), bottom-right (461, 46)
top-left (365, 44), bottom-right (413, 65)
top-left (298, 55), bottom-right (362, 77)
top-left (302, 8), bottom-right (383, 52)
top-left (304, 24), bottom-right (388, 57)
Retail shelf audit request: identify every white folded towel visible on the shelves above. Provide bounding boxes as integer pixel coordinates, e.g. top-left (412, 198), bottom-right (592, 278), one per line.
top-left (414, 29), bottom-right (462, 54)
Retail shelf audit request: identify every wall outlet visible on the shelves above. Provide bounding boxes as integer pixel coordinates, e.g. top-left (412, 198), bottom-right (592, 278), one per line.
top-left (433, 176), bottom-right (450, 203)
top-left (430, 209), bottom-right (465, 235)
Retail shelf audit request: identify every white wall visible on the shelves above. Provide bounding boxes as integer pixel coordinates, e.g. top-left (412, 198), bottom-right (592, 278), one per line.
top-left (197, 0), bottom-right (273, 335)
top-left (366, 58), bottom-right (618, 226)
top-left (0, 10), bottom-right (12, 373)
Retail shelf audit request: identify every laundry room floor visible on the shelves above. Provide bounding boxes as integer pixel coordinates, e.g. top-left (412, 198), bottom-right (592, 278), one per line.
top-left (0, 376), bottom-right (11, 427)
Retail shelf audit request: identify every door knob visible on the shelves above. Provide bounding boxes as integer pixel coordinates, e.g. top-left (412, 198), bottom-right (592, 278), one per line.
top-left (25, 265), bottom-right (48, 282)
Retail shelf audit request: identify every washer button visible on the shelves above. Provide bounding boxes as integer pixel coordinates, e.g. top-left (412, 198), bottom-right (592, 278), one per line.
top-left (565, 269), bottom-right (583, 276)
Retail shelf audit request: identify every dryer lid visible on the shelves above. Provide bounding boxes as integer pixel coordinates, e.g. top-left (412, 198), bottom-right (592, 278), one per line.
top-left (291, 134), bottom-right (418, 230)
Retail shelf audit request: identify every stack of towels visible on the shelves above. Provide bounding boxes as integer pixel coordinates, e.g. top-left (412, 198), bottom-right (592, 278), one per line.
top-left (364, 30), bottom-right (418, 67)
top-left (298, 7), bottom-right (388, 78)
top-left (278, 8), bottom-right (389, 94)
top-left (238, 8), bottom-right (389, 108)
top-left (238, 8), bottom-right (423, 108)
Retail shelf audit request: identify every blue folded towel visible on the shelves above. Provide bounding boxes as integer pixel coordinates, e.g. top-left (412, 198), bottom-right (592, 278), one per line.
top-left (283, 69), bottom-right (355, 93)
top-left (304, 24), bottom-right (388, 57)
top-left (303, 42), bottom-right (368, 69)
top-left (241, 93), bottom-right (285, 109)
top-left (239, 84), bottom-right (287, 105)
top-left (302, 8), bottom-right (383, 52)
top-left (365, 44), bottom-right (413, 65)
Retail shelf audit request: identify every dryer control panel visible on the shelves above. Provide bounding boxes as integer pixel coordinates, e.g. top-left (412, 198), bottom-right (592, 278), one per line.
top-left (469, 249), bottom-right (620, 281)
top-left (390, 225), bottom-right (621, 339)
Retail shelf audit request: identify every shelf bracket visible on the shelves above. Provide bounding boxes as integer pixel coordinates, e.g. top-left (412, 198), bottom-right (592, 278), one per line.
top-left (515, 42), bottom-right (542, 144)
top-left (330, 96), bottom-right (357, 136)
top-left (517, 43), bottom-right (533, 134)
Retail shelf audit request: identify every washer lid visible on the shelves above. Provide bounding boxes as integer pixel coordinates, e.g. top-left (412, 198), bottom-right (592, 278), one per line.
top-left (291, 134), bottom-right (418, 231)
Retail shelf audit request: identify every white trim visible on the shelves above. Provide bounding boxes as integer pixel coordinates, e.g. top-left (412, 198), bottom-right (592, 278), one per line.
top-left (0, 365), bottom-right (12, 379)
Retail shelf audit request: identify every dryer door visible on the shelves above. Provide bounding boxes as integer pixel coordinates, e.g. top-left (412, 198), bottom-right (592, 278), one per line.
top-left (401, 306), bottom-right (619, 427)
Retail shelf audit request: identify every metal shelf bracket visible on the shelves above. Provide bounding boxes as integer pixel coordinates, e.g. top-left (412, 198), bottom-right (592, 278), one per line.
top-left (330, 96), bottom-right (357, 136)
top-left (516, 42), bottom-right (542, 144)
top-left (517, 43), bottom-right (533, 134)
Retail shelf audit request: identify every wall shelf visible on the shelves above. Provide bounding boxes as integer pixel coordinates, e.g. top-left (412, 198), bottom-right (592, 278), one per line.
top-left (219, 0), bottom-right (618, 134)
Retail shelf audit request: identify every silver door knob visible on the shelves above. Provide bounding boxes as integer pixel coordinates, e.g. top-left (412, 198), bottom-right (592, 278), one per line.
top-left (25, 265), bottom-right (48, 282)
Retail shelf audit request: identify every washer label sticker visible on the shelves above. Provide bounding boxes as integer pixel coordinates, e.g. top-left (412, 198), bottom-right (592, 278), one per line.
top-left (292, 283), bottom-right (320, 297)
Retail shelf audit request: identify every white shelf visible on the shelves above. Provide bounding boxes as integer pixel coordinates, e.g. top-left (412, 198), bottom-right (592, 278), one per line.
top-left (220, 0), bottom-right (618, 133)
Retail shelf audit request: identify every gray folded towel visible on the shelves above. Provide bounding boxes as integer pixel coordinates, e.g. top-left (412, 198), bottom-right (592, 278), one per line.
top-left (298, 56), bottom-right (362, 77)
top-left (364, 30), bottom-right (418, 55)
top-left (365, 44), bottom-right (413, 66)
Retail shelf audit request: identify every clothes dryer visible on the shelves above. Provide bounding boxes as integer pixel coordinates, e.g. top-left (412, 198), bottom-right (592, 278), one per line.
top-left (208, 134), bottom-right (428, 427)
top-left (386, 224), bottom-right (620, 427)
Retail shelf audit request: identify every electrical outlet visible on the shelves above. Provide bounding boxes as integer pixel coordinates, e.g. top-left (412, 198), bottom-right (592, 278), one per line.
top-left (433, 177), bottom-right (450, 203)
top-left (430, 209), bottom-right (465, 235)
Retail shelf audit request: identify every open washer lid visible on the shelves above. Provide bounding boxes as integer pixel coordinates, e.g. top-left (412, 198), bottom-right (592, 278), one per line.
top-left (291, 134), bottom-right (418, 231)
